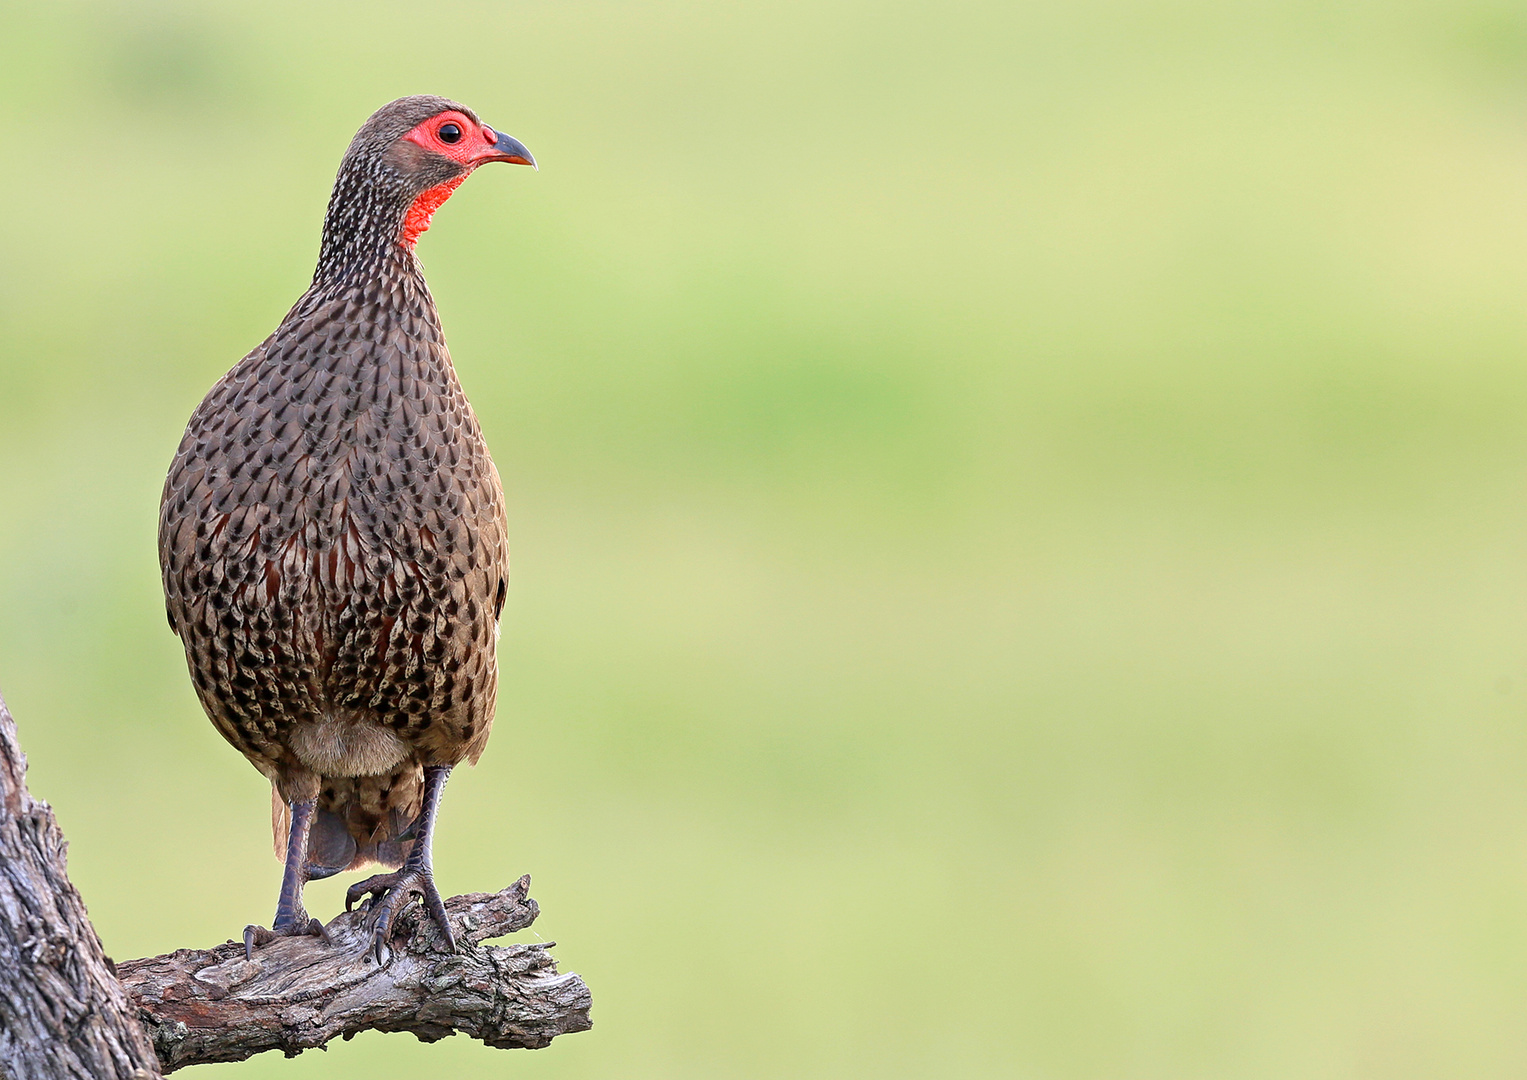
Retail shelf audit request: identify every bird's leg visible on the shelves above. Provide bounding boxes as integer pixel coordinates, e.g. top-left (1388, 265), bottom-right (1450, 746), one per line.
top-left (346, 764), bottom-right (455, 963)
top-left (244, 797), bottom-right (327, 960)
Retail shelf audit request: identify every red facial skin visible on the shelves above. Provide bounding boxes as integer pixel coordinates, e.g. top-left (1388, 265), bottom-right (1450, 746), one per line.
top-left (400, 175), bottom-right (467, 249)
top-left (399, 110), bottom-right (528, 248)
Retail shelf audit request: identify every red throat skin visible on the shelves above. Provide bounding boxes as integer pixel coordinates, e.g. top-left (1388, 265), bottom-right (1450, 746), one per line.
top-left (401, 175), bottom-right (468, 249)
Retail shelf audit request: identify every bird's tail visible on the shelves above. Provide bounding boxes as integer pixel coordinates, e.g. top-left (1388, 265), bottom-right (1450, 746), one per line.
top-left (270, 767), bottom-right (424, 878)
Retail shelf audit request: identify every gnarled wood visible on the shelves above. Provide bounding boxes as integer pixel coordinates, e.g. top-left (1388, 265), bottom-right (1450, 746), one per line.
top-left (0, 691), bottom-right (162, 1079)
top-left (120, 876), bottom-right (592, 1071)
top-left (0, 689), bottom-right (592, 1076)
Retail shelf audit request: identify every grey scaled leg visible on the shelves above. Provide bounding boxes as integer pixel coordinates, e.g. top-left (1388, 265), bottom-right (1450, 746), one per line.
top-left (345, 764), bottom-right (455, 963)
top-left (244, 798), bottom-right (328, 960)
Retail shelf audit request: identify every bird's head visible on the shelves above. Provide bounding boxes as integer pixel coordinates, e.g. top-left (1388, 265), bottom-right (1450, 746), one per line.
top-left (317, 95), bottom-right (535, 278)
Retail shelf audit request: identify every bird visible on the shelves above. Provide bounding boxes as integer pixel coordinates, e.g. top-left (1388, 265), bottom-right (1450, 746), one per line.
top-left (158, 96), bottom-right (534, 962)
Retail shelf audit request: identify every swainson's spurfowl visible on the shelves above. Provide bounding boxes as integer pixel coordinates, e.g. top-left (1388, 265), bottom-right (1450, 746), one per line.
top-left (158, 96), bottom-right (534, 962)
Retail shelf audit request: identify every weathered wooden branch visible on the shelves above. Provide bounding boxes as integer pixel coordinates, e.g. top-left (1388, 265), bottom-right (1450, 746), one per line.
top-left (0, 691), bottom-right (592, 1078)
top-left (121, 877), bottom-right (591, 1071)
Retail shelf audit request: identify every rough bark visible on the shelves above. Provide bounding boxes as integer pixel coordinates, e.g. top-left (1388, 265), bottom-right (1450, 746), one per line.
top-left (0, 691), bottom-right (163, 1079)
top-left (0, 690), bottom-right (592, 1076)
top-left (120, 876), bottom-right (592, 1071)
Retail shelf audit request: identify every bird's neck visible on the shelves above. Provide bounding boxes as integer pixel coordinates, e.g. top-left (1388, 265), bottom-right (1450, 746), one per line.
top-left (310, 160), bottom-right (422, 291)
top-left (312, 164), bottom-right (469, 292)
top-left (312, 221), bottom-right (419, 294)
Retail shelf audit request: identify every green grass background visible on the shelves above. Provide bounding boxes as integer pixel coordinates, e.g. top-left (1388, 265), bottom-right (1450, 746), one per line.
top-left (3, 0), bottom-right (1527, 1076)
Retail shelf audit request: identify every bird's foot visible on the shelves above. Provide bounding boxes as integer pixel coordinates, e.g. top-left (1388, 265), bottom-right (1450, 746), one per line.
top-left (345, 866), bottom-right (455, 963)
top-left (243, 915), bottom-right (327, 961)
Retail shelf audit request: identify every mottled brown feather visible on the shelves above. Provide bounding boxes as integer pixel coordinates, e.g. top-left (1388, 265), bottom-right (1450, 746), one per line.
top-left (159, 97), bottom-right (509, 870)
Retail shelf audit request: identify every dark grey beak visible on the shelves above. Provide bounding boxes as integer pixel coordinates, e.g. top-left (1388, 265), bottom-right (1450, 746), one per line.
top-left (485, 128), bottom-right (536, 169)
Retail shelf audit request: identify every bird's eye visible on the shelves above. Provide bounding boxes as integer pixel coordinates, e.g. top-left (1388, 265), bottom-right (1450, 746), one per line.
top-left (439, 123), bottom-right (462, 144)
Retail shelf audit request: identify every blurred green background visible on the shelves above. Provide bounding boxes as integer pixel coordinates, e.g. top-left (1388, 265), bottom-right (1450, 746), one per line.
top-left (4, 0), bottom-right (1527, 1076)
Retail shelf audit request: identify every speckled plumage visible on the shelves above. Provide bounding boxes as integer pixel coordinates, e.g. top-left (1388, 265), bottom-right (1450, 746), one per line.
top-left (159, 97), bottom-right (520, 911)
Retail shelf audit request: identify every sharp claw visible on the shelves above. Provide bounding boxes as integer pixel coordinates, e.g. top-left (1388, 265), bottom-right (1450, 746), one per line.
top-left (242, 916), bottom-right (328, 961)
top-left (371, 901), bottom-right (393, 964)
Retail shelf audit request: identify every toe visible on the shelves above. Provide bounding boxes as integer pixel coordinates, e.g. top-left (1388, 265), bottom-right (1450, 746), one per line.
top-left (243, 916), bottom-right (330, 960)
top-left (422, 883), bottom-right (455, 952)
top-left (346, 872), bottom-right (398, 912)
